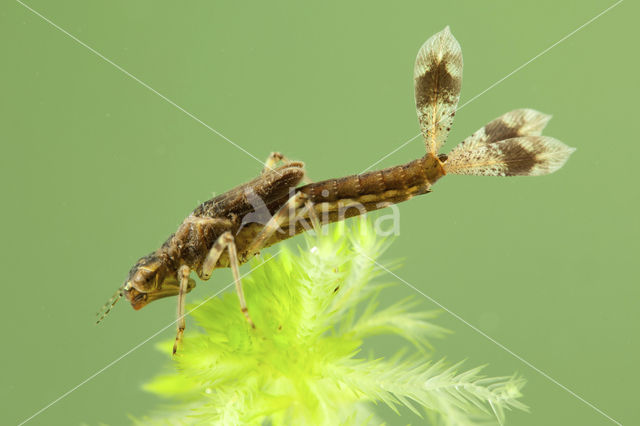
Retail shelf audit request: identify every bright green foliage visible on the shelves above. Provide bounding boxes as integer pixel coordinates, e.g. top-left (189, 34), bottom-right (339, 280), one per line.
top-left (138, 219), bottom-right (526, 425)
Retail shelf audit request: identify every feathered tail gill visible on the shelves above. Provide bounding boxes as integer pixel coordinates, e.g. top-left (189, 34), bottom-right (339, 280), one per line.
top-left (444, 109), bottom-right (574, 176)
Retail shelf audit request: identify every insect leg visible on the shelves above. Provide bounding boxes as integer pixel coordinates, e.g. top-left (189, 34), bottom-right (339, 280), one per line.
top-left (262, 152), bottom-right (287, 173)
top-left (263, 151), bottom-right (312, 183)
top-left (305, 199), bottom-right (321, 230)
top-left (200, 231), bottom-right (255, 328)
top-left (201, 231), bottom-right (233, 280)
top-left (226, 234), bottom-right (255, 328)
top-left (173, 264), bottom-right (191, 355)
top-left (244, 192), bottom-right (309, 257)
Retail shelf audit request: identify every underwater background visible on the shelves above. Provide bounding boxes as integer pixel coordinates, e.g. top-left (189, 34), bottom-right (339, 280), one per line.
top-left (1, 1), bottom-right (638, 425)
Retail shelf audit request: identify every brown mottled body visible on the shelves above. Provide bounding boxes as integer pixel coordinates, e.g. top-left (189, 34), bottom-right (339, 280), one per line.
top-left (153, 153), bottom-right (445, 278)
top-left (98, 27), bottom-right (574, 354)
top-left (300, 154), bottom-right (443, 206)
top-left (272, 153), bottom-right (445, 243)
top-left (172, 163), bottom-right (306, 272)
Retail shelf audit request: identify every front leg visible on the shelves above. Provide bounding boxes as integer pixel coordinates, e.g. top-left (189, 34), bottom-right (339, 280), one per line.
top-left (200, 231), bottom-right (255, 328)
top-left (172, 264), bottom-right (191, 355)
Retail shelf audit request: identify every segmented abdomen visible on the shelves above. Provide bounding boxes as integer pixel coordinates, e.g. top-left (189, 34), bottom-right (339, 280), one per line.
top-left (297, 154), bottom-right (444, 210)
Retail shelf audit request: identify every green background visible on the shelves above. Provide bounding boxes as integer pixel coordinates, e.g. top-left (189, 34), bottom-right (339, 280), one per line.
top-left (2, 1), bottom-right (638, 424)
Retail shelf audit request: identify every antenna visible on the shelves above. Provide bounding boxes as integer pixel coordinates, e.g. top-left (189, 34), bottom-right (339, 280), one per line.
top-left (96, 286), bottom-right (124, 324)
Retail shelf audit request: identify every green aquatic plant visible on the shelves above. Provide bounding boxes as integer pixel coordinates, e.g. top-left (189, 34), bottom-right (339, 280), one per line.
top-left (137, 219), bottom-right (526, 425)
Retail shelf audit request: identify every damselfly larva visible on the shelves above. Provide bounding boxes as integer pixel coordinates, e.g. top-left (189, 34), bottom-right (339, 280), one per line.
top-left (97, 27), bottom-right (574, 354)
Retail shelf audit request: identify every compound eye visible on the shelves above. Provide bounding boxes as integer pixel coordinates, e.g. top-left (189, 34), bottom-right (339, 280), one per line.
top-left (133, 268), bottom-right (154, 287)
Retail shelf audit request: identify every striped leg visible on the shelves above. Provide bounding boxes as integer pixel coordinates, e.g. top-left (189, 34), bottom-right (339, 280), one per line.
top-left (244, 192), bottom-right (309, 257)
top-left (172, 264), bottom-right (191, 354)
top-left (200, 231), bottom-right (255, 328)
top-left (262, 152), bottom-right (288, 174)
top-left (305, 199), bottom-right (321, 230)
top-left (263, 151), bottom-right (312, 183)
